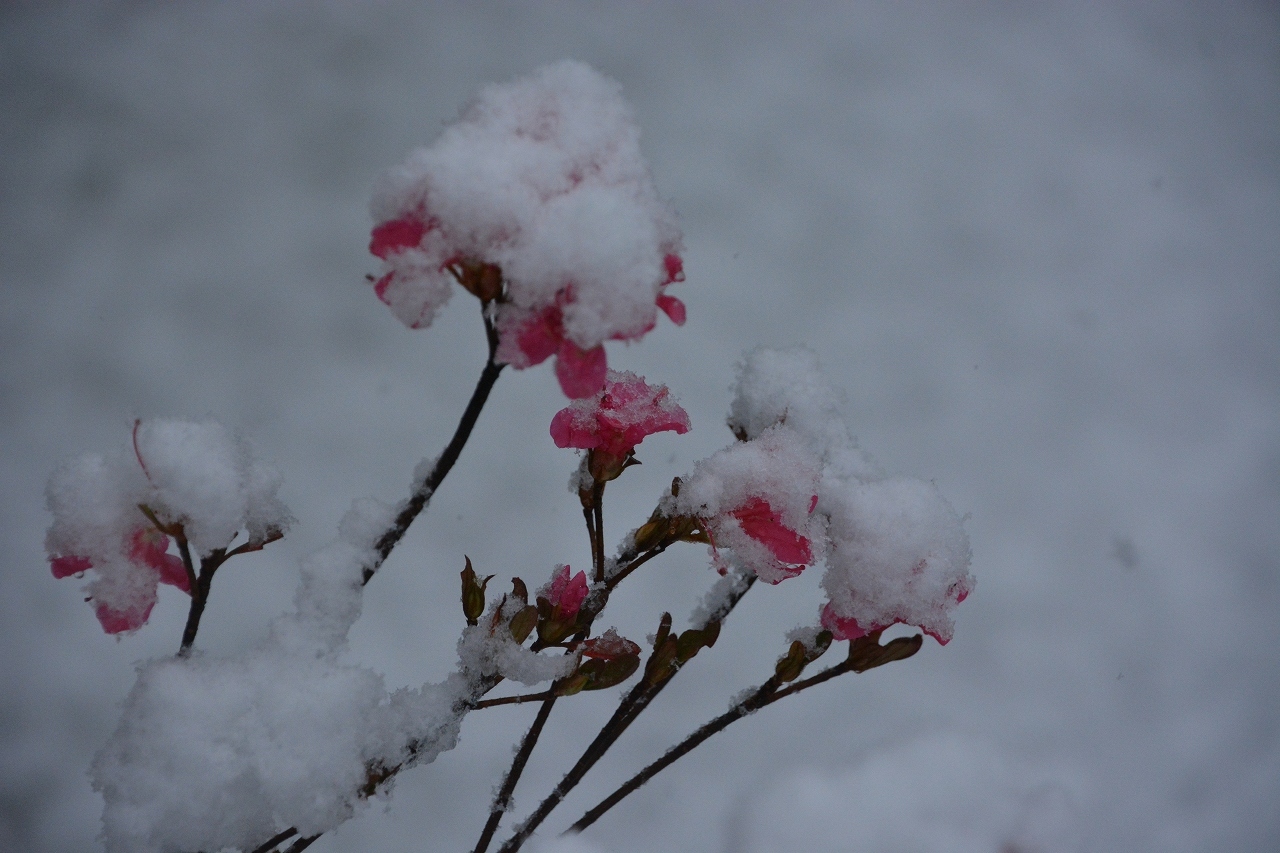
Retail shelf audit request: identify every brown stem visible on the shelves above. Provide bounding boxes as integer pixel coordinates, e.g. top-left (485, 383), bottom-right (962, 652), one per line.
top-left (495, 576), bottom-right (756, 853)
top-left (591, 482), bottom-right (605, 583)
top-left (473, 697), bottom-right (558, 853)
top-left (178, 543), bottom-right (223, 656)
top-left (567, 676), bottom-right (782, 836)
top-left (362, 310), bottom-right (504, 585)
top-left (604, 543), bottom-right (666, 590)
top-left (567, 632), bottom-right (924, 834)
top-left (473, 690), bottom-right (556, 710)
top-left (249, 828), bottom-right (298, 853)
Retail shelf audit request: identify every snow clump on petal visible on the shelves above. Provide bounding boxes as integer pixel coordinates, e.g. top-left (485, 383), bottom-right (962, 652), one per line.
top-left (667, 426), bottom-right (824, 584)
top-left (819, 473), bottom-right (972, 645)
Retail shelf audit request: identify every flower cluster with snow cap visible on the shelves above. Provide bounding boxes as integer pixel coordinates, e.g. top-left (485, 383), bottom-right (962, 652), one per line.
top-left (674, 347), bottom-right (973, 642)
top-left (368, 60), bottom-right (685, 398)
top-left (45, 419), bottom-right (291, 633)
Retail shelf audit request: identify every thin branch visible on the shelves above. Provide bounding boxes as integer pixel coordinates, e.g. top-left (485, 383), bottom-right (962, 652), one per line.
top-left (591, 482), bottom-right (605, 583)
top-left (362, 310), bottom-right (505, 585)
top-left (567, 676), bottom-right (781, 836)
top-left (473, 697), bottom-right (558, 853)
top-left (249, 828), bottom-right (298, 853)
top-left (567, 633), bottom-right (925, 834)
top-left (604, 543), bottom-right (666, 590)
top-left (473, 690), bottom-right (556, 710)
top-left (494, 575), bottom-right (756, 853)
top-left (178, 543), bottom-right (220, 656)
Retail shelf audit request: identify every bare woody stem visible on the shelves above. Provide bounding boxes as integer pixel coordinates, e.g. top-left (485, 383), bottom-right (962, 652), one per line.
top-left (362, 309), bottom-right (505, 585)
top-left (566, 633), bottom-right (925, 835)
top-left (473, 697), bottom-right (558, 853)
top-left (476, 472), bottom-right (608, 853)
top-left (494, 575), bottom-right (756, 853)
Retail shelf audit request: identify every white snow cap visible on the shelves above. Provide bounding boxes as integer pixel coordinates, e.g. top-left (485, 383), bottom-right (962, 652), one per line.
top-left (819, 472), bottom-right (972, 644)
top-left (728, 346), bottom-right (854, 459)
top-left (369, 59), bottom-right (683, 354)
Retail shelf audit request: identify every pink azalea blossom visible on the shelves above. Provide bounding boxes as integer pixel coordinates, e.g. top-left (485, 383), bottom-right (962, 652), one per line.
top-left (820, 578), bottom-right (972, 646)
top-left (550, 371), bottom-right (690, 458)
top-left (545, 564), bottom-right (589, 620)
top-left (50, 528), bottom-right (190, 635)
top-left (731, 496), bottom-right (815, 570)
top-left (369, 215), bottom-right (429, 259)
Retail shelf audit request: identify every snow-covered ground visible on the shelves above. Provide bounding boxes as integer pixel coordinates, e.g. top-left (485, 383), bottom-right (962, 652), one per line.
top-left (2, 3), bottom-right (1276, 851)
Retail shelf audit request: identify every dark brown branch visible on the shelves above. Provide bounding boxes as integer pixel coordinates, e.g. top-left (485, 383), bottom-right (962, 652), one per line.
top-left (249, 827), bottom-right (298, 853)
top-left (494, 575), bottom-right (756, 853)
top-left (473, 697), bottom-right (558, 853)
top-left (362, 310), bottom-right (504, 585)
top-left (473, 690), bottom-right (557, 710)
top-left (178, 542), bottom-right (223, 656)
top-left (567, 633), bottom-right (924, 834)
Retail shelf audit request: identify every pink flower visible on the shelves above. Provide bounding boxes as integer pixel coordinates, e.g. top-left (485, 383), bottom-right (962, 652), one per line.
top-left (50, 528), bottom-right (190, 635)
top-left (820, 578), bottom-right (972, 646)
top-left (545, 564), bottom-right (588, 620)
top-left (496, 303), bottom-right (608, 399)
top-left (550, 371), bottom-right (690, 459)
top-left (731, 496), bottom-right (814, 570)
top-left (369, 215), bottom-right (429, 259)
top-left (127, 528), bottom-right (191, 594)
top-left (655, 254), bottom-right (687, 326)
top-left (368, 215), bottom-right (440, 328)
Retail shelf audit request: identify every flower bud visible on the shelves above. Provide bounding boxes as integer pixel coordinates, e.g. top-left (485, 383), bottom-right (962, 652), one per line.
top-left (460, 557), bottom-right (492, 627)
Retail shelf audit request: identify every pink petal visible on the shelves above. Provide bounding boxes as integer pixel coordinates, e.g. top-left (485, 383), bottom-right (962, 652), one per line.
top-left (548, 565), bottom-right (589, 619)
top-left (549, 371), bottom-right (691, 455)
top-left (129, 529), bottom-right (191, 596)
top-left (50, 554), bottom-right (92, 579)
top-left (732, 497), bottom-right (813, 566)
top-left (662, 253), bottom-right (685, 284)
top-left (554, 342), bottom-right (608, 399)
top-left (515, 307), bottom-right (563, 367)
top-left (820, 602), bottom-right (880, 641)
top-left (95, 599), bottom-right (155, 635)
top-left (369, 216), bottom-right (427, 259)
top-left (655, 293), bottom-right (686, 326)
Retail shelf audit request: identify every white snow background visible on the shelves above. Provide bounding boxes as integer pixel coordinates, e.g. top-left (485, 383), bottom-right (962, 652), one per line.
top-left (2, 2), bottom-right (1277, 851)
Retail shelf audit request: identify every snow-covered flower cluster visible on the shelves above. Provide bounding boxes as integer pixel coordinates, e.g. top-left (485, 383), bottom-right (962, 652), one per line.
top-left (46, 61), bottom-right (977, 853)
top-left (369, 60), bottom-right (685, 398)
top-left (674, 347), bottom-right (973, 643)
top-left (45, 419), bottom-right (291, 633)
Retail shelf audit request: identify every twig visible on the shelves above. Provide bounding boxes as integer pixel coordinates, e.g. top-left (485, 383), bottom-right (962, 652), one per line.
top-left (566, 633), bottom-right (924, 834)
top-left (473, 697), bottom-right (558, 853)
top-left (473, 691), bottom-right (556, 710)
top-left (177, 541), bottom-right (220, 656)
top-left (362, 309), bottom-right (504, 585)
top-left (494, 576), bottom-right (756, 853)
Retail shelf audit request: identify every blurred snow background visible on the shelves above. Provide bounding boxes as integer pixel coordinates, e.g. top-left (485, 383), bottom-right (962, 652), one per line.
top-left (1, 2), bottom-right (1276, 851)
